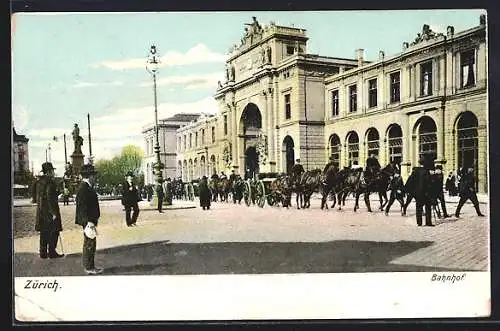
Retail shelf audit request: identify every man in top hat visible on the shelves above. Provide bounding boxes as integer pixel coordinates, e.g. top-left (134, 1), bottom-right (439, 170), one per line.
top-left (384, 168), bottom-right (405, 216)
top-left (455, 167), bottom-right (484, 218)
top-left (75, 164), bottom-right (103, 274)
top-left (291, 159), bottom-right (305, 181)
top-left (431, 164), bottom-right (450, 218)
top-left (35, 162), bottom-right (64, 259)
top-left (411, 155), bottom-right (435, 226)
top-left (156, 179), bottom-right (165, 213)
top-left (121, 171), bottom-right (140, 227)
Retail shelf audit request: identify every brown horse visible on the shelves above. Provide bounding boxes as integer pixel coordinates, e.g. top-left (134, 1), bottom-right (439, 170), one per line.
top-left (297, 169), bottom-right (323, 209)
top-left (338, 164), bottom-right (394, 212)
top-left (269, 175), bottom-right (293, 208)
top-left (216, 177), bottom-right (232, 202)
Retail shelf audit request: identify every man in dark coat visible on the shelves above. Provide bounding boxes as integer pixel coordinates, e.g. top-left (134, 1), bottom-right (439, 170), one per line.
top-left (156, 180), bottom-right (165, 213)
top-left (445, 172), bottom-right (457, 196)
top-left (431, 165), bottom-right (450, 218)
top-left (75, 164), bottom-right (103, 275)
top-left (384, 169), bottom-right (405, 216)
top-left (323, 156), bottom-right (338, 185)
top-left (121, 171), bottom-right (140, 227)
top-left (412, 156), bottom-right (434, 226)
top-left (291, 159), bottom-right (305, 182)
top-left (365, 153), bottom-right (381, 177)
top-left (165, 178), bottom-right (173, 205)
top-left (35, 162), bottom-right (64, 259)
top-left (198, 176), bottom-right (211, 210)
top-left (455, 167), bottom-right (484, 217)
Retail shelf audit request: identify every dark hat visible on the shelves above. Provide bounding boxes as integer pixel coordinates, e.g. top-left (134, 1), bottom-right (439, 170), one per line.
top-left (80, 164), bottom-right (97, 177)
top-left (296, 159), bottom-right (300, 162)
top-left (41, 162), bottom-right (55, 173)
top-left (126, 171), bottom-right (135, 177)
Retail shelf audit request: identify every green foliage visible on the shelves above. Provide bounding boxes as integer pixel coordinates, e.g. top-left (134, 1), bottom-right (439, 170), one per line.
top-left (94, 145), bottom-right (144, 188)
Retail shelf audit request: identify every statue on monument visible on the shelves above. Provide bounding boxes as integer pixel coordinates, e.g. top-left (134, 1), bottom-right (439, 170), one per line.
top-left (72, 123), bottom-right (84, 154)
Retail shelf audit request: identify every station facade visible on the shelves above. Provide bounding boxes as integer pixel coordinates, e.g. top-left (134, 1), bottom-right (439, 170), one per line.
top-left (161, 16), bottom-right (487, 192)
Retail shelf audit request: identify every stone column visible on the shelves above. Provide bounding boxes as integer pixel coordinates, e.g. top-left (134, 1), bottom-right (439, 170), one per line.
top-left (436, 103), bottom-right (446, 165)
top-left (230, 103), bottom-right (238, 171)
top-left (402, 116), bottom-right (411, 179)
top-left (274, 79), bottom-right (281, 171)
top-left (267, 86), bottom-right (276, 172)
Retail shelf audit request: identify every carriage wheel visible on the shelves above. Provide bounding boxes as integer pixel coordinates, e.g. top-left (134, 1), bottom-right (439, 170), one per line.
top-left (243, 180), bottom-right (252, 206)
top-left (256, 180), bottom-right (266, 208)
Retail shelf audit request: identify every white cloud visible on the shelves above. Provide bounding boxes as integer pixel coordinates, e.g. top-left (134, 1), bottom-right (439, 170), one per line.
top-left (26, 97), bottom-right (219, 175)
top-left (93, 44), bottom-right (227, 70)
top-left (12, 104), bottom-right (29, 131)
top-left (139, 72), bottom-right (224, 90)
top-left (72, 81), bottom-right (124, 88)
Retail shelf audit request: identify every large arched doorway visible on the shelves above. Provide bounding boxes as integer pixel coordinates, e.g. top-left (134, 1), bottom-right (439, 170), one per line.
top-left (456, 111), bottom-right (478, 182)
top-left (346, 131), bottom-right (359, 166)
top-left (240, 103), bottom-right (263, 177)
top-left (416, 116), bottom-right (437, 163)
top-left (282, 135), bottom-right (295, 175)
top-left (387, 124), bottom-right (403, 165)
top-left (245, 146), bottom-right (259, 179)
top-left (328, 134), bottom-right (341, 168)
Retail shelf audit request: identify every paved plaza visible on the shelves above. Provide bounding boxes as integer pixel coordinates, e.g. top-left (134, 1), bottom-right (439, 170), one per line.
top-left (13, 194), bottom-right (489, 277)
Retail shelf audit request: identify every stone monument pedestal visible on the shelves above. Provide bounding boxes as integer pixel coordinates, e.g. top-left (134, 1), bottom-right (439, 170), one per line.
top-left (71, 152), bottom-right (85, 177)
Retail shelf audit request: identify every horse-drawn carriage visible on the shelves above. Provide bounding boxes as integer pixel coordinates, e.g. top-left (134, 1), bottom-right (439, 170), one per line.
top-left (243, 172), bottom-right (288, 208)
top-left (183, 181), bottom-right (196, 201)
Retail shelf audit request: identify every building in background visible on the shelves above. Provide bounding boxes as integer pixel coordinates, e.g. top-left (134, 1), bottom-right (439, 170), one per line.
top-left (142, 113), bottom-right (203, 184)
top-left (148, 15), bottom-right (487, 192)
top-left (324, 17), bottom-right (487, 192)
top-left (12, 127), bottom-right (30, 182)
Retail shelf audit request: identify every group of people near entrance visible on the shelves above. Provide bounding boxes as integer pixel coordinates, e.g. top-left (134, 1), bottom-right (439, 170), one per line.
top-left (320, 153), bottom-right (484, 226)
top-left (32, 162), bottom-right (157, 275)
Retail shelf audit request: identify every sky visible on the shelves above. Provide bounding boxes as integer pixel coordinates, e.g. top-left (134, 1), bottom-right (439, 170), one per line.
top-left (11, 9), bottom-right (486, 176)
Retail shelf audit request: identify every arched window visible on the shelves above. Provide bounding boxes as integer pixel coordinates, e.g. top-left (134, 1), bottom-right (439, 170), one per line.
top-left (387, 124), bottom-right (403, 164)
top-left (346, 131), bottom-right (359, 166)
top-left (329, 134), bottom-right (341, 168)
top-left (365, 128), bottom-right (380, 158)
top-left (457, 111), bottom-right (478, 176)
top-left (418, 116), bottom-right (437, 162)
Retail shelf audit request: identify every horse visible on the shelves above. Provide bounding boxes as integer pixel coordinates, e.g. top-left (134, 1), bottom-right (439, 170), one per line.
top-left (320, 167), bottom-right (350, 210)
top-left (209, 178), bottom-right (219, 202)
top-left (216, 177), bottom-right (231, 202)
top-left (338, 164), bottom-right (395, 212)
top-left (232, 177), bottom-right (245, 204)
top-left (297, 169), bottom-right (323, 209)
top-left (269, 175), bottom-right (293, 208)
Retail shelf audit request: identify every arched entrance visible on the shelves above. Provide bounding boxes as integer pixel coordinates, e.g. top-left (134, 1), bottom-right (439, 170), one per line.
top-left (245, 146), bottom-right (259, 179)
top-left (346, 131), bottom-right (359, 166)
top-left (365, 128), bottom-right (380, 158)
top-left (329, 134), bottom-right (341, 168)
top-left (456, 111), bottom-right (478, 186)
top-left (415, 116), bottom-right (437, 163)
top-left (240, 103), bottom-right (263, 178)
top-left (282, 135), bottom-right (295, 174)
top-left (387, 124), bottom-right (403, 165)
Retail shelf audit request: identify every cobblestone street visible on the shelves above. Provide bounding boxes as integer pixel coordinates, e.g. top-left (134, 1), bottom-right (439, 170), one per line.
top-left (13, 195), bottom-right (489, 276)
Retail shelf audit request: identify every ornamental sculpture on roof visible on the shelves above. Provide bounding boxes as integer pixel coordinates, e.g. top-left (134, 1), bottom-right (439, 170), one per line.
top-left (409, 24), bottom-right (445, 46)
top-left (240, 16), bottom-right (264, 47)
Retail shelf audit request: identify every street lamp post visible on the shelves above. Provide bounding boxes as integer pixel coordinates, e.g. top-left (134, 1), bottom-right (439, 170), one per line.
top-left (146, 45), bottom-right (164, 186)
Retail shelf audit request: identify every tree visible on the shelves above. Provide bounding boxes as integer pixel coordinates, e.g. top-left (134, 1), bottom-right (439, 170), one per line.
top-left (94, 145), bottom-right (144, 189)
